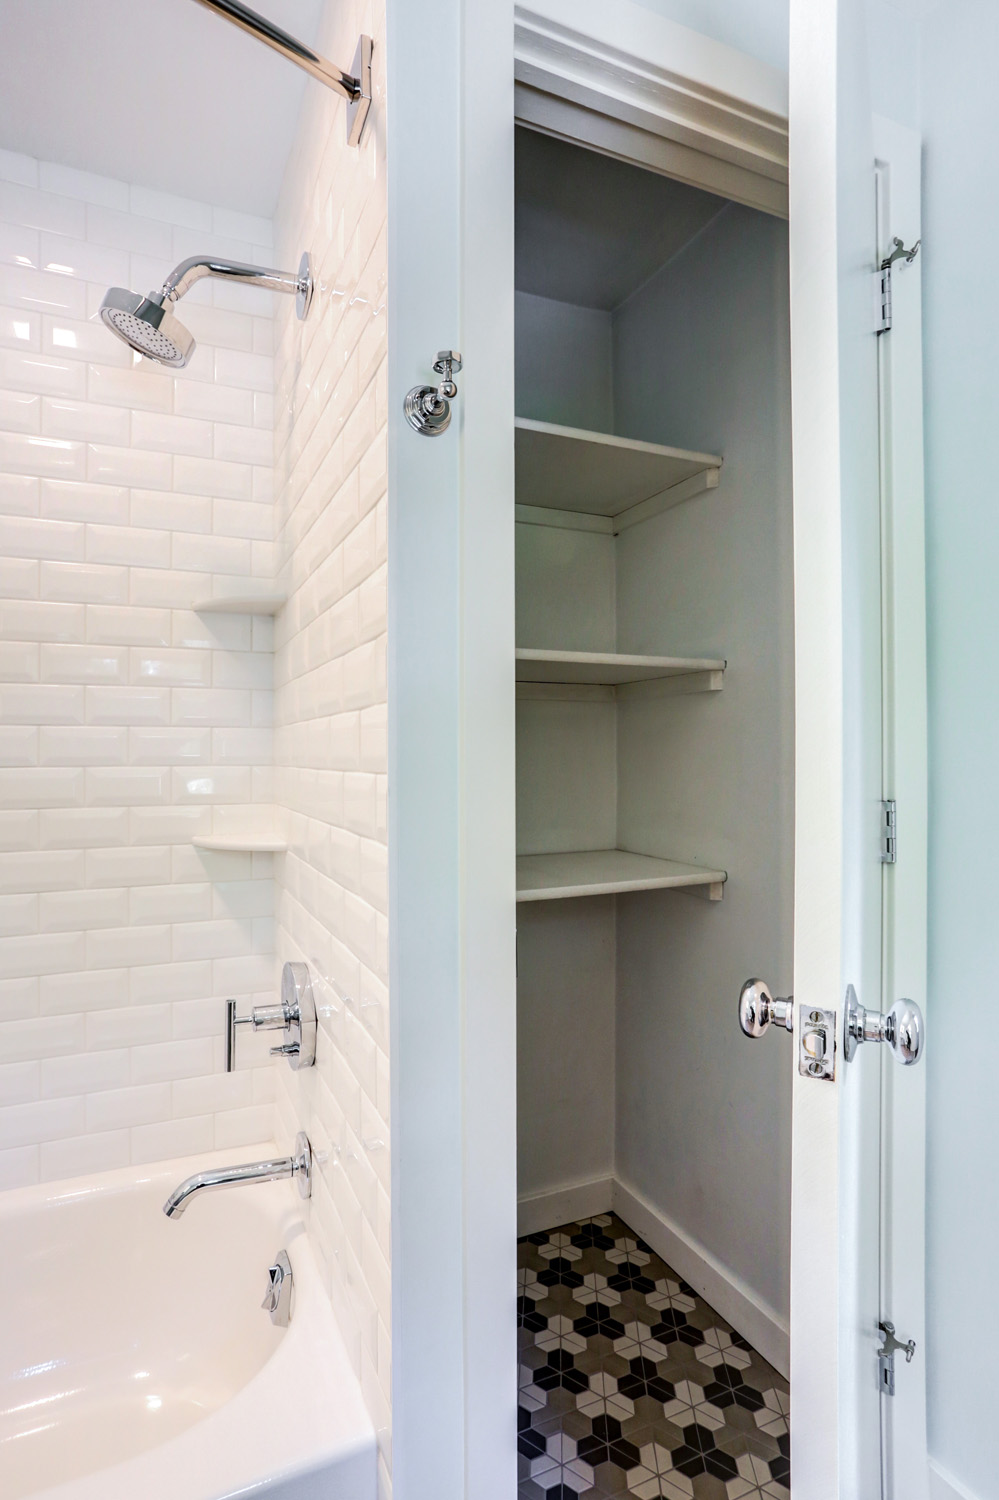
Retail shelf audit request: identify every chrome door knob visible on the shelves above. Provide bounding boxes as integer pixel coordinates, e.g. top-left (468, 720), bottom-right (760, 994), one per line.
top-left (844, 986), bottom-right (924, 1065)
top-left (739, 978), bottom-right (794, 1039)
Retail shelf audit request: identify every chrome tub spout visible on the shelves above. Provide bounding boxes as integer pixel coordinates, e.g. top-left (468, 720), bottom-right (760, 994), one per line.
top-left (163, 1132), bottom-right (312, 1219)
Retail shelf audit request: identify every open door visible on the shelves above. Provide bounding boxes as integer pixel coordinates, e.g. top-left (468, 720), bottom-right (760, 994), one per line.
top-left (788, 3), bottom-right (926, 1496)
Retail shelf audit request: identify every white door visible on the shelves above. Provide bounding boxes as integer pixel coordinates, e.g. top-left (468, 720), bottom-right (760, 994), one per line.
top-left (789, 3), bottom-right (926, 1496)
top-left (385, 2), bottom-right (927, 1496)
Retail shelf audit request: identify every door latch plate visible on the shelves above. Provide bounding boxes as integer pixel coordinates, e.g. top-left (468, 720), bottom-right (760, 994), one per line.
top-left (798, 1006), bottom-right (836, 1081)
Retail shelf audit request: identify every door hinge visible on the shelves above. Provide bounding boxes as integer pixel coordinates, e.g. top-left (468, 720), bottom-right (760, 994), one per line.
top-left (880, 799), bottom-right (897, 863)
top-left (878, 1320), bottom-right (916, 1396)
top-left (875, 237), bottom-right (921, 335)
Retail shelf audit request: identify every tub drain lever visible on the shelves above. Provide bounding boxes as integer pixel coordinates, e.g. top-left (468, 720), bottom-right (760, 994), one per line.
top-left (262, 1250), bottom-right (294, 1327)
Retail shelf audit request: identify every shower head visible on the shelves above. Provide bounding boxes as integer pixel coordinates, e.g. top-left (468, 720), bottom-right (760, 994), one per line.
top-left (99, 288), bottom-right (195, 368)
top-left (99, 251), bottom-right (314, 369)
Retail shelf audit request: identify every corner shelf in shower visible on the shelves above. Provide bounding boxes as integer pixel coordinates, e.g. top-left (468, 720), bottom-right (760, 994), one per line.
top-left (192, 834), bottom-right (288, 853)
top-left (192, 593), bottom-right (287, 615)
top-left (514, 418), bottom-right (722, 534)
top-left (516, 850), bottom-right (726, 903)
top-left (515, 648), bottom-right (725, 692)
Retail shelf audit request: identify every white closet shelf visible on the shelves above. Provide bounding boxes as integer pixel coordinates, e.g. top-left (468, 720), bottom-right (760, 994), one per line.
top-left (514, 418), bottom-right (722, 533)
top-left (515, 648), bottom-right (725, 687)
top-left (192, 835), bottom-right (288, 853)
top-left (192, 594), bottom-right (287, 615)
top-left (516, 850), bottom-right (726, 902)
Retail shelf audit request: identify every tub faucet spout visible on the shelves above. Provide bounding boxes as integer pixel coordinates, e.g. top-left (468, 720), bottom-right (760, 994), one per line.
top-left (163, 1132), bottom-right (312, 1219)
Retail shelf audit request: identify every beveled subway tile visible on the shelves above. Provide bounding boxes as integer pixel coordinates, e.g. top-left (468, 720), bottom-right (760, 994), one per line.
top-left (41, 478), bottom-right (129, 525)
top-left (0, 264), bottom-right (87, 319)
top-left (0, 389), bottom-right (40, 434)
top-left (39, 726), bottom-right (127, 767)
top-left (0, 432), bottom-right (85, 481)
top-left (87, 442), bottom-right (171, 491)
top-left (87, 362), bottom-right (173, 413)
top-left (0, 304), bottom-right (40, 351)
top-left (41, 397), bottom-right (129, 446)
top-left (40, 643), bottom-right (127, 684)
top-left (39, 232), bottom-right (129, 288)
top-left (86, 604), bottom-right (171, 648)
top-left (41, 561), bottom-right (128, 605)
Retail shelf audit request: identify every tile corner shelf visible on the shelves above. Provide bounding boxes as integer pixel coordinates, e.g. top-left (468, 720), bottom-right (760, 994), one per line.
top-left (193, 834), bottom-right (288, 853)
top-left (515, 648), bottom-right (725, 692)
top-left (516, 849), bottom-right (727, 903)
top-left (192, 594), bottom-right (287, 615)
top-left (514, 418), bottom-right (722, 534)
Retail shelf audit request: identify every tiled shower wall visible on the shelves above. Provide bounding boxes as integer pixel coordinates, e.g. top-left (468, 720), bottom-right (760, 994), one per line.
top-left (0, 149), bottom-right (280, 1185)
top-left (269, 0), bottom-right (390, 1487)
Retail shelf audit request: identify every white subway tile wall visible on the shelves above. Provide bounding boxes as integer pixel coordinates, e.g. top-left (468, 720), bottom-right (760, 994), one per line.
top-left (0, 150), bottom-right (279, 1183)
top-left (269, 0), bottom-right (389, 1489)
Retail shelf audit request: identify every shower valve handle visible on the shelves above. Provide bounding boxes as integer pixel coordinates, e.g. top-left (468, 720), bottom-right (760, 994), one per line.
top-left (224, 963), bottom-right (317, 1072)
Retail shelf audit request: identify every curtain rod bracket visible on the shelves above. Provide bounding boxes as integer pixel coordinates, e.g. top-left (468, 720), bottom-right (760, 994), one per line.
top-left (190, 1), bottom-right (372, 145)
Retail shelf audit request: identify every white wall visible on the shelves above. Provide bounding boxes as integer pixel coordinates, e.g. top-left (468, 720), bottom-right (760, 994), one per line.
top-left (613, 201), bottom-right (794, 1323)
top-left (0, 149), bottom-right (278, 1183)
top-left (920, 6), bottom-right (997, 1496)
top-left (268, 0), bottom-right (390, 1492)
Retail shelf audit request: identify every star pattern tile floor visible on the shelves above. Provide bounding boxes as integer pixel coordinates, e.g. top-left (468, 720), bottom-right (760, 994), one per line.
top-left (518, 1213), bottom-right (790, 1500)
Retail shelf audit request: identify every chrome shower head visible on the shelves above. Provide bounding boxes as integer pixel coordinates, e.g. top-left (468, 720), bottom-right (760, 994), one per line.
top-left (99, 288), bottom-right (196, 368)
top-left (98, 252), bottom-right (314, 369)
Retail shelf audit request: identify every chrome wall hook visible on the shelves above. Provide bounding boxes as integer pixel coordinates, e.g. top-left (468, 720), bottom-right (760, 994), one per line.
top-left (404, 350), bottom-right (462, 435)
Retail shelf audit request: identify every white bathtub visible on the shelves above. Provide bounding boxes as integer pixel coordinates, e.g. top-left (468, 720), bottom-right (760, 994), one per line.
top-left (0, 1145), bottom-right (376, 1500)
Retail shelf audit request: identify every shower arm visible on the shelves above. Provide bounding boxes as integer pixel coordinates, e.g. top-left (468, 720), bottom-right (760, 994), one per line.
top-left (189, 1), bottom-right (373, 145)
top-left (161, 254), bottom-right (307, 304)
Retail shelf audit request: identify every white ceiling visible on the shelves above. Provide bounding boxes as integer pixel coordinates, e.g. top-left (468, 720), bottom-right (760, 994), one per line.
top-left (0, 0), bottom-right (325, 216)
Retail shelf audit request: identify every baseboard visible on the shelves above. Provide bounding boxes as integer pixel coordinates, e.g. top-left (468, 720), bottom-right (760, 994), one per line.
top-left (929, 1459), bottom-right (982, 1500)
top-left (613, 1176), bottom-right (789, 1379)
top-left (517, 1176), bottom-right (614, 1236)
top-left (517, 1171), bottom-right (789, 1378)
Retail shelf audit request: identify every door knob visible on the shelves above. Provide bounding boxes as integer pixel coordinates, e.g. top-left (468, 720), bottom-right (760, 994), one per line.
top-left (738, 978), bottom-right (793, 1039)
top-left (844, 985), bottom-right (923, 1065)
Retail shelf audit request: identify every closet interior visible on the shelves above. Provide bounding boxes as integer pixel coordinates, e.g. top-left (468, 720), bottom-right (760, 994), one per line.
top-left (514, 125), bottom-right (796, 1497)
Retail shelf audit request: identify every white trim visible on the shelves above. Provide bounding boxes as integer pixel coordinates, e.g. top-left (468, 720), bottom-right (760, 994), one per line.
top-left (518, 1176), bottom-right (614, 1236)
top-left (516, 0), bottom-right (788, 116)
top-left (613, 1178), bottom-right (789, 1379)
top-left (514, 6), bottom-right (788, 218)
top-left (518, 1174), bottom-right (789, 1379)
top-left (874, 112), bottom-right (930, 1500)
top-left (929, 1460), bottom-right (982, 1500)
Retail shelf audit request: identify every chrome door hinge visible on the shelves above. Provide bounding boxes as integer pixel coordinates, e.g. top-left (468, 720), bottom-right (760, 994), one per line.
top-left (880, 799), bottom-right (897, 863)
top-left (875, 237), bottom-right (921, 335)
top-left (878, 1320), bottom-right (916, 1396)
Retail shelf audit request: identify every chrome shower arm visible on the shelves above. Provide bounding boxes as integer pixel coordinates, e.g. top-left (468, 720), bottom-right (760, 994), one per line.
top-left (161, 254), bottom-right (307, 304)
top-left (190, 0), bottom-right (361, 100)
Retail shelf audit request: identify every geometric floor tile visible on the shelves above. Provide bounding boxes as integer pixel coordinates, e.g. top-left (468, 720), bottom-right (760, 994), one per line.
top-left (518, 1213), bottom-right (790, 1500)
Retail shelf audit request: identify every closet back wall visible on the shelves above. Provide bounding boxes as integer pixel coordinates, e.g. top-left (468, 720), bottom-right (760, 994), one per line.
top-left (0, 149), bottom-right (278, 1185)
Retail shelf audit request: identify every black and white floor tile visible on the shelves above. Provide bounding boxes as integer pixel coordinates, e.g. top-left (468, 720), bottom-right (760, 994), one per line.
top-left (518, 1213), bottom-right (790, 1500)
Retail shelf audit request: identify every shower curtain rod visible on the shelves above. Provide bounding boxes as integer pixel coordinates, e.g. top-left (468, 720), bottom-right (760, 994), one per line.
top-left (189, 0), bottom-right (372, 145)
